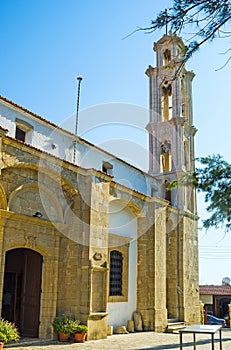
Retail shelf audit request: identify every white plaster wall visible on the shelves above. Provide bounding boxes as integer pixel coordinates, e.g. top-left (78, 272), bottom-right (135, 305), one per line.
top-left (0, 103), bottom-right (73, 160)
top-left (78, 142), bottom-right (149, 195)
top-left (0, 101), bottom-right (158, 197)
top-left (108, 200), bottom-right (137, 330)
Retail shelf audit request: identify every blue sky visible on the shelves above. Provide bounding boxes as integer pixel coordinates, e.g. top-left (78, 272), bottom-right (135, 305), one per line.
top-left (1, 0), bottom-right (231, 285)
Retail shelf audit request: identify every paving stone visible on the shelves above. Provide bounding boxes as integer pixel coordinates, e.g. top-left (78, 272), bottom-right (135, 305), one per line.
top-left (5, 329), bottom-right (231, 350)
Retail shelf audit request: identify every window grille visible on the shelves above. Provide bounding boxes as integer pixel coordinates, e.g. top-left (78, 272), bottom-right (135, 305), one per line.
top-left (109, 250), bottom-right (123, 296)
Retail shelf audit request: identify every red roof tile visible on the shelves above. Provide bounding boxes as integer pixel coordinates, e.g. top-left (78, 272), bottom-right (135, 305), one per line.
top-left (200, 285), bottom-right (231, 295)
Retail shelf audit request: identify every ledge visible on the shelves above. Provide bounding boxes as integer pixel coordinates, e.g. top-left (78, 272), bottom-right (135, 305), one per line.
top-left (88, 312), bottom-right (108, 320)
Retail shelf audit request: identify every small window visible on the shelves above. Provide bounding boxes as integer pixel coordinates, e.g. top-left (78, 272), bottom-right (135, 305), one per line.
top-left (15, 118), bottom-right (33, 143)
top-left (109, 250), bottom-right (123, 296)
top-left (102, 161), bottom-right (113, 175)
top-left (15, 126), bottom-right (26, 142)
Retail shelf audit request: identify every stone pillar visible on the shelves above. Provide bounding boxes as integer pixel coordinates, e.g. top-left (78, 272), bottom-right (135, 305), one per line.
top-left (180, 215), bottom-right (200, 324)
top-left (87, 177), bottom-right (111, 340)
top-left (137, 200), bottom-right (167, 332)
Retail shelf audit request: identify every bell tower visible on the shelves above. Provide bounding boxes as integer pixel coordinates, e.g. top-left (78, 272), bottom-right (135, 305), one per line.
top-left (146, 34), bottom-right (197, 212)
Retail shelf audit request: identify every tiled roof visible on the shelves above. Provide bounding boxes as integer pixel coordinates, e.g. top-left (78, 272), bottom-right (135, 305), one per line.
top-left (200, 285), bottom-right (231, 295)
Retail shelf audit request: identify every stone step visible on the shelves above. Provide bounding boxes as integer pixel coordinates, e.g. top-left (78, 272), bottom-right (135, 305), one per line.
top-left (166, 321), bottom-right (186, 334)
top-left (167, 318), bottom-right (180, 324)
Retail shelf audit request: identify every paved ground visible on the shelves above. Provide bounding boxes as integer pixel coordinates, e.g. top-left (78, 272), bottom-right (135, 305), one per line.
top-left (4, 329), bottom-right (231, 350)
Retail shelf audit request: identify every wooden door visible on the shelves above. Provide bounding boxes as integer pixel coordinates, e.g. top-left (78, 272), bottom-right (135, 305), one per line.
top-left (2, 249), bottom-right (43, 338)
top-left (20, 250), bottom-right (43, 337)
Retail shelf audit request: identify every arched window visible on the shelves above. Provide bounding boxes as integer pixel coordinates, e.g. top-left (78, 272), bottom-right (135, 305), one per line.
top-left (163, 49), bottom-right (171, 65)
top-left (109, 250), bottom-right (123, 296)
top-left (160, 142), bottom-right (172, 172)
top-left (165, 180), bottom-right (172, 204)
top-left (161, 83), bottom-right (172, 120)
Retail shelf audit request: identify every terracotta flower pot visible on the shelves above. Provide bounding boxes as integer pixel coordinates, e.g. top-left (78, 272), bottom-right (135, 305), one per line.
top-left (0, 342), bottom-right (4, 350)
top-left (74, 333), bottom-right (86, 343)
top-left (58, 332), bottom-right (70, 342)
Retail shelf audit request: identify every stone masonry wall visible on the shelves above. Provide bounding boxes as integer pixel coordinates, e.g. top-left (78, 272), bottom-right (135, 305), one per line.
top-left (137, 200), bottom-right (168, 332)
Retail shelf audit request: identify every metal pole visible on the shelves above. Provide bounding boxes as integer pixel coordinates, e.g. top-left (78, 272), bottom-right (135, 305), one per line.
top-left (73, 76), bottom-right (82, 164)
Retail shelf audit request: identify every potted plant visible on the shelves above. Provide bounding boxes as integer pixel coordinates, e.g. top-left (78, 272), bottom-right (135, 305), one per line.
top-left (0, 319), bottom-right (19, 349)
top-left (52, 315), bottom-right (79, 342)
top-left (73, 324), bottom-right (88, 343)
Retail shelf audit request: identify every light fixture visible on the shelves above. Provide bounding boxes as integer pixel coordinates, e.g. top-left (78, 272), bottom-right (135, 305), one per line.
top-left (33, 211), bottom-right (43, 218)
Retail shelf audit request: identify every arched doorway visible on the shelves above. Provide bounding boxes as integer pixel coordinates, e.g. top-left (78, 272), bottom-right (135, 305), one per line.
top-left (2, 248), bottom-right (43, 337)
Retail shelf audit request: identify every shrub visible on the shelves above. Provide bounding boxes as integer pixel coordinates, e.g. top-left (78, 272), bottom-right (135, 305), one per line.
top-left (52, 315), bottom-right (79, 335)
top-left (73, 324), bottom-right (88, 334)
top-left (0, 319), bottom-right (19, 343)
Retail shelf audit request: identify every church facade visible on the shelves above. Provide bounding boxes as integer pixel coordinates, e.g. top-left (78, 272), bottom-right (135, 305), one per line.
top-left (0, 34), bottom-right (200, 340)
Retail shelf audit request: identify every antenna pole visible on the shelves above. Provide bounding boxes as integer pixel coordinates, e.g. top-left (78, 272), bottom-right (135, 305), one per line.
top-left (73, 76), bottom-right (83, 164)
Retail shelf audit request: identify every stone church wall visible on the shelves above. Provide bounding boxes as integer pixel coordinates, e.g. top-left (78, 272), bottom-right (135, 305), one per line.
top-left (0, 130), bottom-right (200, 340)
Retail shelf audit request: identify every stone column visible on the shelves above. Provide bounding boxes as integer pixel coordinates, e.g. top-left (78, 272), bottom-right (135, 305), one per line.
top-left (87, 176), bottom-right (111, 340)
top-left (137, 200), bottom-right (167, 332)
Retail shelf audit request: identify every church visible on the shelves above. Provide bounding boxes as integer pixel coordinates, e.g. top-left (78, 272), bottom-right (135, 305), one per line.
top-left (0, 34), bottom-right (200, 340)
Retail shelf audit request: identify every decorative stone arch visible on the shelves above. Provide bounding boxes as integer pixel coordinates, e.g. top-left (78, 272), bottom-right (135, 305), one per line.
top-left (4, 241), bottom-right (51, 258)
top-left (0, 183), bottom-right (7, 210)
top-left (8, 182), bottom-right (64, 223)
top-left (1, 163), bottom-right (78, 210)
top-left (109, 197), bottom-right (145, 218)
